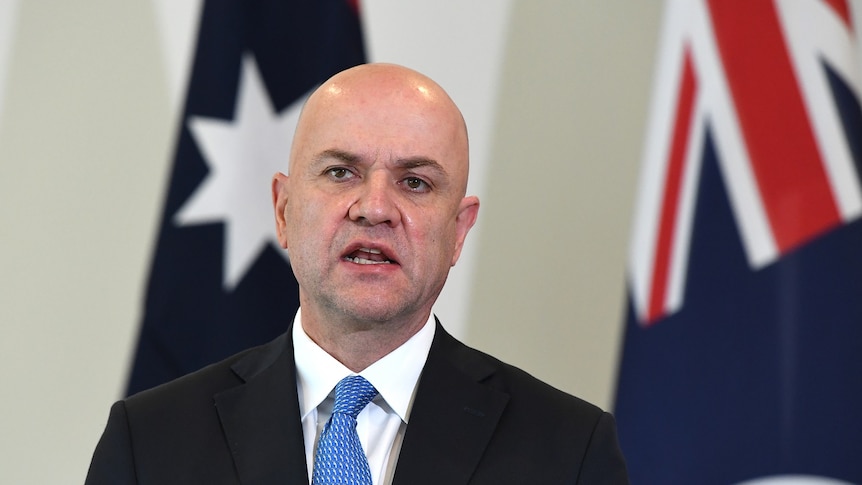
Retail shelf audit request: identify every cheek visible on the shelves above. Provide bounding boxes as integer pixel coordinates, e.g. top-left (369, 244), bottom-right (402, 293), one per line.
top-left (284, 201), bottom-right (315, 248)
top-left (409, 217), bottom-right (458, 263)
top-left (285, 198), bottom-right (344, 252)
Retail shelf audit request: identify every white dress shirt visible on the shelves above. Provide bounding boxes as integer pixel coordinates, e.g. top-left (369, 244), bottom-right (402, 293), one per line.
top-left (292, 309), bottom-right (435, 485)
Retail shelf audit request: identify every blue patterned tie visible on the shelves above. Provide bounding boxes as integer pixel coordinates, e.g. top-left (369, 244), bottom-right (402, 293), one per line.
top-left (312, 375), bottom-right (379, 485)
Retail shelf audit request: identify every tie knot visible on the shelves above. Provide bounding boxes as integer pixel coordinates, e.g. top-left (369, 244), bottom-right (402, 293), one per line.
top-left (333, 375), bottom-right (378, 419)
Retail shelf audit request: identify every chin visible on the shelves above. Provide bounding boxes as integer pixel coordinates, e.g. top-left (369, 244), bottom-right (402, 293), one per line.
top-left (336, 296), bottom-right (418, 325)
top-left (344, 306), bottom-right (405, 324)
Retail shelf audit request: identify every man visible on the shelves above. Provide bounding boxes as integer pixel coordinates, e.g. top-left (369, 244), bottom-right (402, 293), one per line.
top-left (86, 63), bottom-right (629, 484)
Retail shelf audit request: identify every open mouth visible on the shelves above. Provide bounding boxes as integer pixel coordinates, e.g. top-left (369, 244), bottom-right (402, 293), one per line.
top-left (343, 247), bottom-right (396, 265)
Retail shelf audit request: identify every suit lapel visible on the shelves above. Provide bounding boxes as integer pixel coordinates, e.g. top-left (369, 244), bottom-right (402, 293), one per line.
top-left (393, 323), bottom-right (509, 485)
top-left (214, 330), bottom-right (309, 485)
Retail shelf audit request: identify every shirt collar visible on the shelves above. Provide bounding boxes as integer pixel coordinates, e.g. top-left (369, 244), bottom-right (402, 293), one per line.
top-left (293, 308), bottom-right (435, 424)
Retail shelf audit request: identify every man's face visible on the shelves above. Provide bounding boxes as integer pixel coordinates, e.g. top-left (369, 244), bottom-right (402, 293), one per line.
top-left (273, 69), bottom-right (478, 326)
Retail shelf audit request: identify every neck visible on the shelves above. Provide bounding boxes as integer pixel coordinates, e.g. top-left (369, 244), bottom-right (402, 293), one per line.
top-left (299, 305), bottom-right (430, 372)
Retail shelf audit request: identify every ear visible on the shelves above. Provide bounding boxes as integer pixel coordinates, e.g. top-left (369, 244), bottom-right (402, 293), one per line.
top-left (450, 195), bottom-right (480, 266)
top-left (272, 172), bottom-right (291, 248)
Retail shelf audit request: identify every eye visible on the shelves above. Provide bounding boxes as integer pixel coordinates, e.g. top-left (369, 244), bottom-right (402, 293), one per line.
top-left (326, 167), bottom-right (355, 181)
top-left (403, 177), bottom-right (430, 192)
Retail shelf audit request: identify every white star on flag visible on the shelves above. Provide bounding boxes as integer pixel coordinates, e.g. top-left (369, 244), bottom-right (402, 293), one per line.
top-left (174, 54), bottom-right (305, 290)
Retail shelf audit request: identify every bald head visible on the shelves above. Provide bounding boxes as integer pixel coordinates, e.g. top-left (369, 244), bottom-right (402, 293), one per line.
top-left (271, 63), bottom-right (480, 363)
top-left (290, 63), bottom-right (470, 195)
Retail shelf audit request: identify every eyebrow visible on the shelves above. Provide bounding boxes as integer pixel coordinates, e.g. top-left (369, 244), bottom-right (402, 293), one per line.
top-left (393, 156), bottom-right (449, 178)
top-left (313, 149), bottom-right (361, 166)
top-left (313, 149), bottom-right (450, 178)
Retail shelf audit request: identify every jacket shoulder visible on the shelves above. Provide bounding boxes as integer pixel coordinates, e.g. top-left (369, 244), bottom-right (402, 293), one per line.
top-left (437, 325), bottom-right (604, 418)
top-left (406, 323), bottom-right (629, 483)
top-left (124, 331), bottom-right (290, 413)
top-left (87, 332), bottom-right (295, 484)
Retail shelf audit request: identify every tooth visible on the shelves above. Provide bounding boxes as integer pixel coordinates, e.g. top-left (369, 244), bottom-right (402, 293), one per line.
top-left (361, 248), bottom-right (382, 254)
top-left (348, 256), bottom-right (390, 265)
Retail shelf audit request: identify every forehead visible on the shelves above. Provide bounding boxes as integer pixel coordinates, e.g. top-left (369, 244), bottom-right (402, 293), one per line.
top-left (315, 90), bottom-right (459, 145)
top-left (292, 72), bottom-right (469, 177)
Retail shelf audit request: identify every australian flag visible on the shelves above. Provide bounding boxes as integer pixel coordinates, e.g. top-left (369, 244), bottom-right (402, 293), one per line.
top-left (615, 0), bottom-right (862, 483)
top-left (126, 0), bottom-right (365, 396)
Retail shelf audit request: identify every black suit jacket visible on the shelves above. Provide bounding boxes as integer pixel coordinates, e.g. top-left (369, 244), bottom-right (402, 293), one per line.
top-left (86, 322), bottom-right (629, 484)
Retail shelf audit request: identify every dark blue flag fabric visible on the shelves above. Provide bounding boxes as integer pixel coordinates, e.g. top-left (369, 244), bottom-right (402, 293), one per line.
top-left (615, 0), bottom-right (862, 483)
top-left (126, 0), bottom-right (365, 396)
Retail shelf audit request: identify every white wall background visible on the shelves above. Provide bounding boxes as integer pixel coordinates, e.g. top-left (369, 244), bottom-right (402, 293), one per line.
top-left (0, 1), bottom-right (661, 482)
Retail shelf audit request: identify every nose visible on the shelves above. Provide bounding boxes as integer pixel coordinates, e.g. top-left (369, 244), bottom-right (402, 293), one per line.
top-left (347, 172), bottom-right (402, 227)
